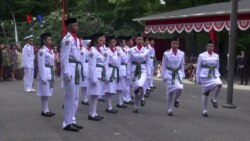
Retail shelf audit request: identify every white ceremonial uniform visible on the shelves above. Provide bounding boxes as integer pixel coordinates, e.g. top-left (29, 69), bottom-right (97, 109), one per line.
top-left (37, 46), bottom-right (55, 113)
top-left (116, 46), bottom-right (132, 102)
top-left (144, 45), bottom-right (152, 92)
top-left (22, 43), bottom-right (35, 92)
top-left (161, 49), bottom-right (185, 113)
top-left (128, 46), bottom-right (151, 90)
top-left (196, 51), bottom-right (222, 93)
top-left (60, 32), bottom-right (82, 128)
top-left (161, 49), bottom-right (185, 94)
top-left (104, 48), bottom-right (120, 94)
top-left (88, 46), bottom-right (107, 117)
top-left (37, 46), bottom-right (55, 97)
top-left (196, 51), bottom-right (222, 114)
top-left (128, 46), bottom-right (151, 110)
top-left (79, 47), bottom-right (89, 103)
top-left (148, 44), bottom-right (156, 87)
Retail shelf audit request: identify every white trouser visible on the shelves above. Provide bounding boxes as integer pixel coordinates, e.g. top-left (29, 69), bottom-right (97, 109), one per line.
top-left (63, 79), bottom-right (79, 128)
top-left (23, 68), bottom-right (34, 91)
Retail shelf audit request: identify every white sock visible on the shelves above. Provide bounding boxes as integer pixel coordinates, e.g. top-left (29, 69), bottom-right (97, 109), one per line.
top-left (174, 89), bottom-right (182, 102)
top-left (105, 94), bottom-right (113, 110)
top-left (134, 93), bottom-right (139, 109)
top-left (41, 96), bottom-right (49, 113)
top-left (202, 95), bottom-right (208, 113)
top-left (81, 87), bottom-right (88, 102)
top-left (89, 96), bottom-right (98, 117)
top-left (167, 92), bottom-right (173, 112)
top-left (117, 91), bottom-right (123, 105)
top-left (213, 87), bottom-right (221, 102)
top-left (140, 88), bottom-right (145, 101)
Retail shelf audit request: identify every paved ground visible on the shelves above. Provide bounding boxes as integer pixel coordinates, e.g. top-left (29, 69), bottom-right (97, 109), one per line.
top-left (0, 78), bottom-right (249, 141)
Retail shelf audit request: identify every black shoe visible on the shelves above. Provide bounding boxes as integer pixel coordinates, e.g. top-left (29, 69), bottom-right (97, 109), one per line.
top-left (151, 86), bottom-right (157, 89)
top-left (88, 115), bottom-right (101, 121)
top-left (63, 124), bottom-right (79, 132)
top-left (41, 111), bottom-right (54, 117)
top-left (174, 101), bottom-right (179, 108)
top-left (149, 89), bottom-right (154, 92)
top-left (144, 93), bottom-right (150, 98)
top-left (106, 108), bottom-right (118, 114)
top-left (202, 112), bottom-right (208, 117)
top-left (133, 109), bottom-right (139, 113)
top-left (72, 124), bottom-right (83, 129)
top-left (146, 91), bottom-right (151, 94)
top-left (81, 101), bottom-right (89, 105)
top-left (117, 104), bottom-right (127, 108)
top-left (134, 88), bottom-right (140, 94)
top-left (96, 115), bottom-right (104, 120)
top-left (167, 111), bottom-right (173, 116)
top-left (48, 111), bottom-right (55, 116)
top-left (98, 98), bottom-right (105, 102)
top-left (123, 100), bottom-right (134, 105)
top-left (140, 100), bottom-right (145, 107)
top-left (211, 99), bottom-right (218, 108)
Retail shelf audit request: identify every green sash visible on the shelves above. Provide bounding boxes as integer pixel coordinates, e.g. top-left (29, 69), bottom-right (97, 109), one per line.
top-left (166, 66), bottom-right (182, 85)
top-left (45, 64), bottom-right (55, 88)
top-left (96, 64), bottom-right (106, 81)
top-left (132, 61), bottom-right (146, 81)
top-left (69, 58), bottom-right (84, 84)
top-left (108, 64), bottom-right (119, 83)
top-left (201, 65), bottom-right (217, 78)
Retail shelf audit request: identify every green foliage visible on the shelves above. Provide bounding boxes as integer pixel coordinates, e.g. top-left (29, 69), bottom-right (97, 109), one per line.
top-left (0, 0), bottom-right (249, 55)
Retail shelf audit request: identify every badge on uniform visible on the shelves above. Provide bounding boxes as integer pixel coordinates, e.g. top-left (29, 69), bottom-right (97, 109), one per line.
top-left (39, 51), bottom-right (43, 56)
top-left (89, 53), bottom-right (93, 58)
top-left (65, 41), bottom-right (69, 46)
top-left (81, 52), bottom-right (84, 55)
top-left (104, 53), bottom-right (107, 57)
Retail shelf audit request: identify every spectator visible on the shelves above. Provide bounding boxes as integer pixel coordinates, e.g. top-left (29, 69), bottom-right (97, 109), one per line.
top-left (10, 44), bottom-right (17, 80)
top-left (2, 44), bottom-right (11, 81)
top-left (237, 51), bottom-right (248, 85)
top-left (15, 44), bottom-right (23, 80)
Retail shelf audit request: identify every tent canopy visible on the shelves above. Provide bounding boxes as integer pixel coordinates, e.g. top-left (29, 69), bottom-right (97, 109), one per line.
top-left (133, 1), bottom-right (250, 33)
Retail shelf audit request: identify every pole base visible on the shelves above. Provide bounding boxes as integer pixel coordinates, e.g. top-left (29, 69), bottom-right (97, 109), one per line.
top-left (222, 103), bottom-right (237, 109)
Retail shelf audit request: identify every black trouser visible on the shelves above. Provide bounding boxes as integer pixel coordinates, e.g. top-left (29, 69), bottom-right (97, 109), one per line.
top-left (239, 68), bottom-right (248, 85)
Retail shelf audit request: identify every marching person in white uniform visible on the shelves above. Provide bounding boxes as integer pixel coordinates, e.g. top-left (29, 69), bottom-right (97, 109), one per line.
top-left (103, 36), bottom-right (120, 113)
top-left (22, 34), bottom-right (36, 92)
top-left (143, 37), bottom-right (153, 97)
top-left (37, 33), bottom-right (55, 117)
top-left (128, 34), bottom-right (151, 113)
top-left (196, 40), bottom-right (222, 117)
top-left (80, 39), bottom-right (91, 105)
top-left (116, 36), bottom-right (133, 107)
top-left (87, 33), bottom-right (106, 121)
top-left (161, 37), bottom-right (185, 116)
top-left (60, 18), bottom-right (83, 132)
top-left (148, 37), bottom-right (157, 89)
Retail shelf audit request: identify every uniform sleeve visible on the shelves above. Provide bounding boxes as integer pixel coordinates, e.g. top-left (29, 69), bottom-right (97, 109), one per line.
top-left (21, 47), bottom-right (27, 68)
top-left (103, 51), bottom-right (110, 81)
top-left (37, 50), bottom-right (46, 81)
top-left (88, 50), bottom-right (98, 83)
top-left (161, 53), bottom-right (166, 81)
top-left (127, 50), bottom-right (132, 77)
top-left (196, 54), bottom-right (202, 83)
top-left (146, 51), bottom-right (151, 77)
top-left (60, 39), bottom-right (71, 78)
top-left (80, 50), bottom-right (86, 78)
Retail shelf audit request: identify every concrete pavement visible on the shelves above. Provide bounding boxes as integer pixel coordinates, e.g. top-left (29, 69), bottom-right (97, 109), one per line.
top-left (0, 78), bottom-right (249, 141)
